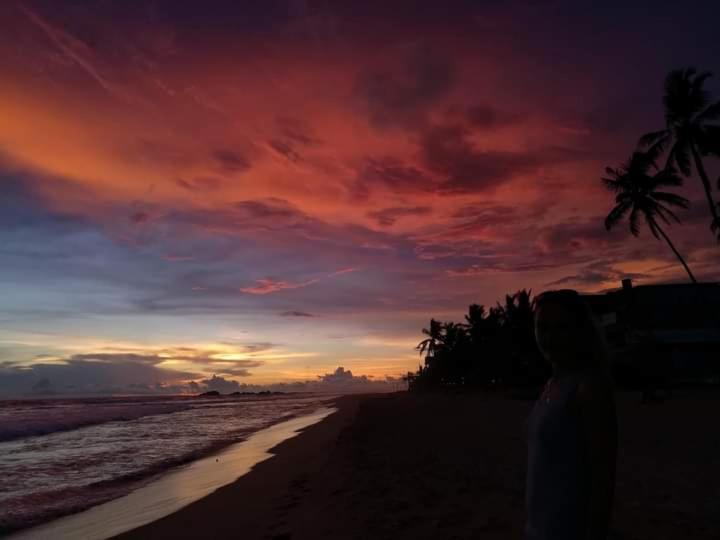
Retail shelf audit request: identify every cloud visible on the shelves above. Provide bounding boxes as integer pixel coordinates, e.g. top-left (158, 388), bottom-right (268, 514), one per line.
top-left (445, 103), bottom-right (522, 130)
top-left (314, 366), bottom-right (403, 393)
top-left (275, 116), bottom-right (320, 146)
top-left (176, 176), bottom-right (224, 192)
top-left (239, 277), bottom-right (319, 295)
top-left (217, 367), bottom-right (404, 394)
top-left (0, 354), bottom-right (197, 397)
top-left (280, 310), bottom-right (315, 317)
top-left (353, 157), bottom-right (436, 197)
top-left (535, 216), bottom-right (628, 255)
top-left (0, 343), bottom-right (281, 397)
top-left (0, 174), bottom-right (90, 233)
top-left (212, 149), bottom-right (251, 173)
top-left (0, 356), bottom-right (402, 396)
top-left (544, 262), bottom-right (651, 289)
top-left (268, 139), bottom-right (302, 162)
top-left (356, 43), bottom-right (455, 129)
top-left (238, 268), bottom-right (355, 295)
top-left (420, 123), bottom-right (545, 193)
top-left (162, 197), bottom-right (336, 244)
top-left (200, 374), bottom-right (244, 392)
top-left (17, 4), bottom-right (140, 104)
top-left (367, 206), bottom-right (432, 226)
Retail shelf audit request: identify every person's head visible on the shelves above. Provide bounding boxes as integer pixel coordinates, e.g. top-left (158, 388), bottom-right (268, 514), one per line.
top-left (532, 289), bottom-right (609, 375)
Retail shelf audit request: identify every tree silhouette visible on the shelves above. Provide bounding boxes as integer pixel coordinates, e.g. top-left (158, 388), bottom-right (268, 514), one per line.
top-left (411, 290), bottom-right (546, 390)
top-left (639, 68), bottom-right (720, 240)
top-left (416, 318), bottom-right (443, 359)
top-left (603, 151), bottom-right (697, 282)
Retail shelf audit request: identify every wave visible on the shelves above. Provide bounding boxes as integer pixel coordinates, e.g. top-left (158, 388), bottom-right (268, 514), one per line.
top-left (0, 397), bottom-right (192, 442)
top-left (0, 435), bottom-right (243, 534)
top-left (0, 397), bottom-right (329, 535)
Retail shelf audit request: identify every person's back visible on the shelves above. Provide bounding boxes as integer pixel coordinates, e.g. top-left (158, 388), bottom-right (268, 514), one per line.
top-left (525, 372), bottom-right (590, 540)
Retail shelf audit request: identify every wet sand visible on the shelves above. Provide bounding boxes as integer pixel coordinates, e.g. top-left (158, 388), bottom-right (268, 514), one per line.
top-left (117, 389), bottom-right (720, 540)
top-left (9, 407), bottom-right (337, 540)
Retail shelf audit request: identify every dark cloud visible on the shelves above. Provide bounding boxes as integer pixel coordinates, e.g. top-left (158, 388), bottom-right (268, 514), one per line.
top-left (130, 211), bottom-right (150, 224)
top-left (193, 367), bottom-right (403, 395)
top-left (213, 149), bottom-right (251, 173)
top-left (0, 174), bottom-right (89, 232)
top-left (544, 262), bottom-right (651, 289)
top-left (420, 123), bottom-right (544, 193)
top-left (69, 353), bottom-right (167, 365)
top-left (367, 206), bottom-right (432, 226)
top-left (233, 198), bottom-right (305, 220)
top-left (280, 310), bottom-right (315, 317)
top-left (449, 204), bottom-right (517, 224)
top-left (356, 44), bottom-right (454, 129)
top-left (0, 346), bottom-right (275, 397)
top-left (234, 342), bottom-right (274, 354)
top-left (165, 197), bottom-right (323, 238)
top-left (0, 359), bottom-right (402, 397)
top-left (275, 116), bottom-right (320, 146)
top-left (536, 217), bottom-right (629, 255)
top-left (445, 103), bottom-right (522, 130)
top-left (0, 354), bottom-right (197, 397)
top-left (268, 139), bottom-right (302, 162)
top-left (266, 117), bottom-right (319, 163)
top-left (353, 157), bottom-right (436, 197)
top-left (176, 176), bottom-right (224, 192)
top-left (200, 374), bottom-right (243, 392)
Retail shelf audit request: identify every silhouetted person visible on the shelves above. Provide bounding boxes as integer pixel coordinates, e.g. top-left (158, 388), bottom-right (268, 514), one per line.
top-left (525, 290), bottom-right (618, 540)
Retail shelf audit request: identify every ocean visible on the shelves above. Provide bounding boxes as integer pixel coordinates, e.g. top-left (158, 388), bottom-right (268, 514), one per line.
top-left (0, 393), bottom-right (336, 535)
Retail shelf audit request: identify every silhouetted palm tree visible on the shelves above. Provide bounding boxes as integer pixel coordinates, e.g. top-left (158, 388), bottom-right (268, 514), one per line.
top-left (441, 322), bottom-right (471, 385)
top-left (464, 303), bottom-right (486, 329)
top-left (603, 151), bottom-right (697, 282)
top-left (416, 318), bottom-right (443, 359)
top-left (639, 68), bottom-right (720, 239)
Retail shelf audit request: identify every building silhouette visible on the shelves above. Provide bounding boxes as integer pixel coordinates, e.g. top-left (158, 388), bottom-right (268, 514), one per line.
top-left (583, 279), bottom-right (720, 387)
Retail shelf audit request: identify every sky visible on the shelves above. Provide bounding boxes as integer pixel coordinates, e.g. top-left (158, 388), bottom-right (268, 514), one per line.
top-left (1, 0), bottom-right (720, 395)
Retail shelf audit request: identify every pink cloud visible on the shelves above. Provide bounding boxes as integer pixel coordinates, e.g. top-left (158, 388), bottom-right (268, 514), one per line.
top-left (239, 278), bottom-right (319, 295)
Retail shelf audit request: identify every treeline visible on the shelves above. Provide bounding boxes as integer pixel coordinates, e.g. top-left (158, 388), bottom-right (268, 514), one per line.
top-left (406, 289), bottom-right (550, 391)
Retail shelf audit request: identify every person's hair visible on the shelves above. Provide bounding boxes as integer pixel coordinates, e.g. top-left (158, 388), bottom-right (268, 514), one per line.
top-left (532, 289), bottom-right (612, 380)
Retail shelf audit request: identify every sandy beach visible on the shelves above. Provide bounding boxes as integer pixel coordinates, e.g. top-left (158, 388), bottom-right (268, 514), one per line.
top-left (116, 389), bottom-right (720, 540)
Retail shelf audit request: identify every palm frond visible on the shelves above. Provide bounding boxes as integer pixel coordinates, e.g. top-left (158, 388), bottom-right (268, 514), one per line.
top-left (663, 68), bottom-right (712, 125)
top-left (667, 141), bottom-right (692, 176)
top-left (691, 71), bottom-right (713, 111)
top-left (653, 201), bottom-right (683, 224)
top-left (645, 215), bottom-right (661, 240)
top-left (638, 129), bottom-right (669, 148)
top-left (628, 151), bottom-right (655, 174)
top-left (601, 176), bottom-right (623, 192)
top-left (698, 100), bottom-right (720, 122)
top-left (604, 201), bottom-right (630, 231)
top-left (651, 190), bottom-right (689, 209)
top-left (629, 206), bottom-right (641, 236)
top-left (651, 167), bottom-right (684, 188)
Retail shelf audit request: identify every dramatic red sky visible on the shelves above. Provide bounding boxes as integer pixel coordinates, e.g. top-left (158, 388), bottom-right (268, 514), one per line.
top-left (1, 0), bottom-right (719, 394)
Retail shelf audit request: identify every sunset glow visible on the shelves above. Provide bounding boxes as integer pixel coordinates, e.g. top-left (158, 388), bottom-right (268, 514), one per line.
top-left (1, 1), bottom-right (719, 394)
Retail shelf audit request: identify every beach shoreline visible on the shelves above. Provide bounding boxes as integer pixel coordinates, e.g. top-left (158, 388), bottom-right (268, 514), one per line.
top-left (66, 389), bottom-right (720, 539)
top-left (113, 393), bottom-right (367, 539)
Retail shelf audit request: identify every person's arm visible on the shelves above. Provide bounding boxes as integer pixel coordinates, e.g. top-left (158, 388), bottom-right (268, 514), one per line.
top-left (576, 376), bottom-right (618, 540)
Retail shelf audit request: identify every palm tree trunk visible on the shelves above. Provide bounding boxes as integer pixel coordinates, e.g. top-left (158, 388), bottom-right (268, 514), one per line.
top-left (654, 221), bottom-right (698, 283)
top-left (689, 141), bottom-right (720, 238)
